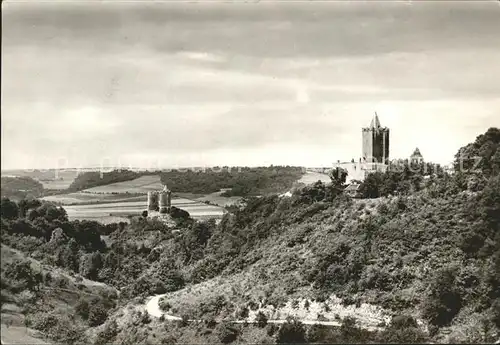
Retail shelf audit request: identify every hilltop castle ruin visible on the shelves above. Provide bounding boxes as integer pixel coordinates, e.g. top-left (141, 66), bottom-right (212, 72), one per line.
top-left (147, 184), bottom-right (172, 215)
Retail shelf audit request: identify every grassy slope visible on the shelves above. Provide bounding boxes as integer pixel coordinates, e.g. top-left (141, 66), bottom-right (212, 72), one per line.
top-left (1, 245), bottom-right (118, 345)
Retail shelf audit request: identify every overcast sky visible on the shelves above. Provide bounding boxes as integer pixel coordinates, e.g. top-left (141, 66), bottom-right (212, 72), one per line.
top-left (2, 1), bottom-right (499, 170)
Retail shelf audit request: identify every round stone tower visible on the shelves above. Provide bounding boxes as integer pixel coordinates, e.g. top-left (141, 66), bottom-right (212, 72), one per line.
top-left (147, 191), bottom-right (159, 211)
top-left (159, 185), bottom-right (172, 214)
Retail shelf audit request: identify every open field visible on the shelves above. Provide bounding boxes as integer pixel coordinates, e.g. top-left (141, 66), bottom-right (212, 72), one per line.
top-left (298, 171), bottom-right (332, 185)
top-left (41, 174), bottom-right (227, 224)
top-left (41, 192), bottom-right (145, 205)
top-left (83, 175), bottom-right (163, 194)
top-left (195, 190), bottom-right (243, 207)
top-left (63, 198), bottom-right (225, 224)
top-left (1, 169), bottom-right (86, 190)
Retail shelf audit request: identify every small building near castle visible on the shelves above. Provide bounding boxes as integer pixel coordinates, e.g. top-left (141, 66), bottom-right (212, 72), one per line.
top-left (410, 148), bottom-right (424, 164)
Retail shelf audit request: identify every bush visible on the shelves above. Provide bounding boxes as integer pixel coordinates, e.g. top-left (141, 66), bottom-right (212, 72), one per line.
top-left (94, 320), bottom-right (118, 345)
top-left (88, 305), bottom-right (108, 327)
top-left (141, 312), bottom-right (151, 324)
top-left (1, 198), bottom-right (19, 219)
top-left (75, 298), bottom-right (90, 320)
top-left (276, 318), bottom-right (306, 344)
top-left (340, 316), bottom-right (358, 338)
top-left (256, 311), bottom-right (268, 328)
top-left (390, 314), bottom-right (418, 329)
top-left (30, 313), bottom-right (59, 332)
top-left (377, 314), bottom-right (428, 343)
top-left (27, 312), bottom-right (83, 344)
top-left (3, 260), bottom-right (43, 291)
top-left (307, 324), bottom-right (329, 343)
top-left (215, 322), bottom-right (240, 344)
top-left (422, 267), bottom-right (463, 327)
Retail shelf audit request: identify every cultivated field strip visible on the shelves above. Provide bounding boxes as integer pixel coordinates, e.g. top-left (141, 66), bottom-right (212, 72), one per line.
top-left (83, 175), bottom-right (164, 194)
top-left (63, 197), bottom-right (225, 224)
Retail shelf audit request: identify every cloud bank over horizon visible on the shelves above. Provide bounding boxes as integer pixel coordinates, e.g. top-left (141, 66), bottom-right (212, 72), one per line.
top-left (2, 2), bottom-right (499, 169)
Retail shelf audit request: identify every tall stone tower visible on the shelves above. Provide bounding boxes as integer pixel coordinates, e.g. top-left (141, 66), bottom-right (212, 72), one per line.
top-left (362, 113), bottom-right (390, 164)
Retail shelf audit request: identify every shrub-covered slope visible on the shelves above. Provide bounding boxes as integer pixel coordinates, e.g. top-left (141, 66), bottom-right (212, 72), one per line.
top-left (1, 128), bottom-right (498, 344)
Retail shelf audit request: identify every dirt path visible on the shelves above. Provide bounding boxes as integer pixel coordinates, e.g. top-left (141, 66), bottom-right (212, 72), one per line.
top-left (144, 294), bottom-right (385, 331)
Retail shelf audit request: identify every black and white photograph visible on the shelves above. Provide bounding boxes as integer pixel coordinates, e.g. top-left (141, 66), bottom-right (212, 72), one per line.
top-left (1, 0), bottom-right (500, 344)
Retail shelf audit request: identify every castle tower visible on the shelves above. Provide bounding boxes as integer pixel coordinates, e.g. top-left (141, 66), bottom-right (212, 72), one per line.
top-left (159, 184), bottom-right (172, 214)
top-left (362, 113), bottom-right (390, 164)
top-left (147, 191), bottom-right (159, 211)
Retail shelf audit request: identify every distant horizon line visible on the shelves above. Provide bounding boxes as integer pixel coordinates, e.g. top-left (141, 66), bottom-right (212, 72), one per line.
top-left (1, 159), bottom-right (456, 173)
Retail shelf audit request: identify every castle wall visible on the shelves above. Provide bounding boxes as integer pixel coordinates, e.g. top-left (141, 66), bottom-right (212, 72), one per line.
top-left (334, 162), bottom-right (390, 183)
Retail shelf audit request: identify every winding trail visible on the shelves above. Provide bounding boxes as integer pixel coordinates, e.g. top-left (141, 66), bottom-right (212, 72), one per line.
top-left (144, 294), bottom-right (387, 331)
top-left (146, 295), bottom-right (182, 321)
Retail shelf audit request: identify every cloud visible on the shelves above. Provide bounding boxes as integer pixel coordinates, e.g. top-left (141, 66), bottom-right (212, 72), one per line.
top-left (177, 51), bottom-right (226, 63)
top-left (1, 2), bottom-right (499, 169)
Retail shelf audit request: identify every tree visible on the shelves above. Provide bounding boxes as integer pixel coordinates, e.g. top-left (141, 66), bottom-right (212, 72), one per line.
top-left (340, 316), bottom-right (359, 339)
top-left (329, 167), bottom-right (348, 187)
top-left (170, 206), bottom-right (191, 221)
top-left (56, 239), bottom-right (80, 272)
top-left (4, 260), bottom-right (43, 291)
top-left (454, 127), bottom-right (500, 176)
top-left (155, 264), bottom-right (185, 292)
top-left (359, 172), bottom-right (383, 198)
top-left (276, 318), bottom-right (306, 344)
top-left (94, 320), bottom-right (118, 345)
top-left (75, 298), bottom-right (90, 320)
top-left (256, 311), bottom-right (268, 328)
top-left (215, 322), bottom-right (240, 344)
top-left (79, 252), bottom-right (103, 280)
top-left (422, 267), bottom-right (462, 327)
top-left (480, 175), bottom-right (500, 231)
top-left (88, 304), bottom-right (108, 327)
top-left (378, 315), bottom-right (427, 343)
top-left (18, 199), bottom-right (42, 218)
top-left (44, 205), bottom-right (68, 222)
top-left (0, 198), bottom-right (19, 220)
